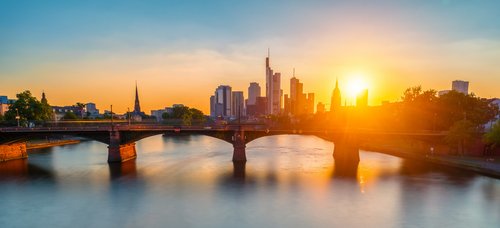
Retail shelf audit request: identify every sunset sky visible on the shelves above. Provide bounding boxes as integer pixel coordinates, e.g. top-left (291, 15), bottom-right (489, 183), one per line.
top-left (1, 0), bottom-right (500, 113)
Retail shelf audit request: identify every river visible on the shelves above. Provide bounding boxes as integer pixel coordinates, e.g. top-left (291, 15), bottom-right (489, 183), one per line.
top-left (0, 135), bottom-right (499, 227)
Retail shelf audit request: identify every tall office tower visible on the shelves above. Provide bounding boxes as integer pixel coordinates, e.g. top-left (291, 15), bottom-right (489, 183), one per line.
top-left (306, 93), bottom-right (315, 114)
top-left (214, 85), bottom-right (232, 118)
top-left (290, 76), bottom-right (299, 114)
top-left (265, 50), bottom-right (281, 115)
top-left (248, 82), bottom-right (261, 105)
top-left (356, 89), bottom-right (368, 107)
top-left (283, 94), bottom-right (291, 115)
top-left (317, 102), bottom-right (325, 114)
top-left (330, 78), bottom-right (341, 112)
top-left (231, 91), bottom-right (245, 118)
top-left (452, 80), bottom-right (469, 94)
top-left (210, 95), bottom-right (215, 117)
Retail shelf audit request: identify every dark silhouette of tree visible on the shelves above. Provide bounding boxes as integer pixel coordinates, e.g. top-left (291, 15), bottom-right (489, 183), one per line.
top-left (484, 120), bottom-right (500, 152)
top-left (4, 90), bottom-right (53, 126)
top-left (62, 112), bottom-right (78, 120)
top-left (162, 106), bottom-right (206, 125)
top-left (445, 120), bottom-right (477, 155)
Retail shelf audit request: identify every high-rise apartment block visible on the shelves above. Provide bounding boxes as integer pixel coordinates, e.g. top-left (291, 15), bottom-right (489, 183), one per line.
top-left (452, 80), bottom-right (469, 94)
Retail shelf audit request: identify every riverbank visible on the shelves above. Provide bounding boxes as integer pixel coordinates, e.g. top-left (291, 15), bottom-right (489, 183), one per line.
top-left (361, 142), bottom-right (500, 179)
top-left (27, 140), bottom-right (80, 150)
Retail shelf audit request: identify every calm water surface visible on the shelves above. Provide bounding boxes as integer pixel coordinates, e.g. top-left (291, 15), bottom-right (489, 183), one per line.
top-left (0, 135), bottom-right (499, 228)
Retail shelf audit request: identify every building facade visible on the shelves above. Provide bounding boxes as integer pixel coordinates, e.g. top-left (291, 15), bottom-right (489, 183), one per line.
top-left (265, 53), bottom-right (281, 115)
top-left (452, 80), bottom-right (469, 94)
top-left (213, 85), bottom-right (232, 118)
top-left (330, 78), bottom-right (341, 112)
top-left (231, 91), bottom-right (245, 118)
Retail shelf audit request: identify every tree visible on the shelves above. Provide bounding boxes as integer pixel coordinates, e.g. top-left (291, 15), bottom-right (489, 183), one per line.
top-left (484, 120), bottom-right (500, 151)
top-left (4, 90), bottom-right (53, 126)
top-left (62, 112), bottom-right (78, 120)
top-left (445, 120), bottom-right (477, 155)
top-left (162, 106), bottom-right (206, 125)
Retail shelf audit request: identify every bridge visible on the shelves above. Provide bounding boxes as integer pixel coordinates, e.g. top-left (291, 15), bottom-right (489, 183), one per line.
top-left (0, 125), bottom-right (447, 167)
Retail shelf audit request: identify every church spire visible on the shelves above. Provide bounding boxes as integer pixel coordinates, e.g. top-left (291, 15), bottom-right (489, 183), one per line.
top-left (134, 82), bottom-right (141, 113)
top-left (41, 90), bottom-right (48, 104)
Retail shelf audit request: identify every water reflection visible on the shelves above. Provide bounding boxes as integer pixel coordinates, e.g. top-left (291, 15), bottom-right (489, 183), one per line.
top-left (0, 159), bottom-right (54, 181)
top-left (0, 135), bottom-right (498, 227)
top-left (332, 161), bottom-right (359, 178)
top-left (108, 160), bottom-right (138, 180)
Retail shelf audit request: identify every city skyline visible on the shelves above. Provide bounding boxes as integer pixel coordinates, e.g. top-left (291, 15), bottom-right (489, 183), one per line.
top-left (1, 1), bottom-right (500, 113)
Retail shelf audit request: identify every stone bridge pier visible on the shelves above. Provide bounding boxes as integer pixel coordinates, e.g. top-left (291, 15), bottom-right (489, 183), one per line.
top-left (0, 142), bottom-right (28, 162)
top-left (107, 130), bottom-right (137, 163)
top-left (232, 130), bottom-right (247, 162)
top-left (333, 134), bottom-right (360, 171)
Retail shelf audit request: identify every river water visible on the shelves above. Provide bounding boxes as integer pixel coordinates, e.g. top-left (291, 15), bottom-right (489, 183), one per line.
top-left (0, 135), bottom-right (499, 227)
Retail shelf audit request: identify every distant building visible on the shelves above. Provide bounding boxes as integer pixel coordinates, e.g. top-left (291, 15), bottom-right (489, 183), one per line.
top-left (265, 52), bottom-right (281, 115)
top-left (0, 103), bottom-right (8, 115)
top-left (287, 74), bottom-right (315, 116)
top-left (151, 106), bottom-right (176, 122)
top-left (316, 102), bottom-right (325, 114)
top-left (330, 78), bottom-right (341, 112)
top-left (452, 80), bottom-right (469, 94)
top-left (132, 83), bottom-right (145, 121)
top-left (213, 85), bottom-right (232, 118)
top-left (52, 105), bottom-right (82, 120)
top-left (210, 95), bottom-right (216, 117)
top-left (231, 91), bottom-right (245, 118)
top-left (438, 90), bottom-right (451, 97)
top-left (356, 89), bottom-right (368, 107)
top-left (283, 94), bottom-right (291, 115)
top-left (247, 82), bottom-right (261, 106)
top-left (0, 96), bottom-right (7, 104)
top-left (306, 93), bottom-right (315, 114)
top-left (85, 103), bottom-right (100, 118)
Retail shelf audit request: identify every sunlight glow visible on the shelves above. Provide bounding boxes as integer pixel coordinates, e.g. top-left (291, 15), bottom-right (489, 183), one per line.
top-left (346, 74), bottom-right (368, 97)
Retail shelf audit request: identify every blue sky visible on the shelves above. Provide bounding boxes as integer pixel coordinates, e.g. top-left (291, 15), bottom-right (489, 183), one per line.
top-left (1, 0), bottom-right (500, 112)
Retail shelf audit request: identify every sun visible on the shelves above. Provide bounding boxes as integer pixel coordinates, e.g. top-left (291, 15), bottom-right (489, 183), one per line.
top-left (346, 75), bottom-right (368, 97)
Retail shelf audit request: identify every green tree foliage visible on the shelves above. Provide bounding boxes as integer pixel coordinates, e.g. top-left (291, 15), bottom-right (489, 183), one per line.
top-left (437, 91), bottom-right (497, 130)
top-left (62, 112), bottom-right (78, 120)
top-left (162, 106), bottom-right (205, 125)
top-left (4, 90), bottom-right (53, 126)
top-left (484, 120), bottom-right (500, 149)
top-left (445, 120), bottom-right (477, 155)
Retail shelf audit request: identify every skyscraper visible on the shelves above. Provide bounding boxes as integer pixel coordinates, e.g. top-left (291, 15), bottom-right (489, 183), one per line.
top-left (247, 82), bottom-right (261, 105)
top-left (214, 85), bottom-right (232, 118)
top-left (231, 91), bottom-right (245, 118)
top-left (356, 89), bottom-right (368, 107)
top-left (452, 80), bottom-right (469, 94)
top-left (265, 50), bottom-right (281, 115)
top-left (210, 95), bottom-right (215, 117)
top-left (330, 78), bottom-right (341, 112)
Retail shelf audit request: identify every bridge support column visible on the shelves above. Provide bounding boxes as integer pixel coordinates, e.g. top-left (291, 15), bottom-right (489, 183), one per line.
top-left (0, 142), bottom-right (28, 162)
top-left (333, 135), bottom-right (360, 166)
top-left (232, 131), bottom-right (247, 162)
top-left (107, 131), bottom-right (137, 163)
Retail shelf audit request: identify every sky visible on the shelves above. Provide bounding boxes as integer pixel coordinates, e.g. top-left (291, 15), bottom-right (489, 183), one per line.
top-left (1, 0), bottom-right (500, 113)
